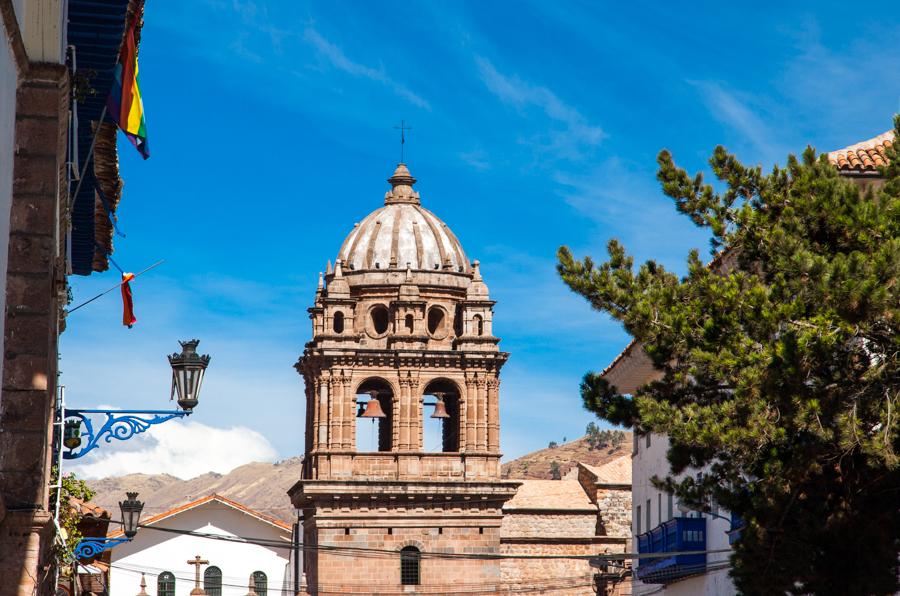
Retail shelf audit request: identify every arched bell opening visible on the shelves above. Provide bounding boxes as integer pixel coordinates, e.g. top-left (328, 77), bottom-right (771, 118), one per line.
top-left (422, 379), bottom-right (460, 453)
top-left (355, 378), bottom-right (394, 452)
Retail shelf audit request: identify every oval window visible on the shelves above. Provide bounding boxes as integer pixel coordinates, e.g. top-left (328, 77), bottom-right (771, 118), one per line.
top-left (370, 305), bottom-right (389, 335)
top-left (427, 306), bottom-right (447, 336)
top-left (333, 311), bottom-right (345, 334)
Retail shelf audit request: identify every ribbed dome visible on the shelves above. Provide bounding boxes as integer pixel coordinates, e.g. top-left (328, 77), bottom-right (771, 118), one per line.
top-left (337, 164), bottom-right (469, 273)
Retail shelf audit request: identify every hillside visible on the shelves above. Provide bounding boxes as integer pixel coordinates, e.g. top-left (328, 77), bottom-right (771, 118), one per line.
top-left (501, 432), bottom-right (631, 480)
top-left (86, 457), bottom-right (303, 524)
top-left (86, 433), bottom-right (632, 523)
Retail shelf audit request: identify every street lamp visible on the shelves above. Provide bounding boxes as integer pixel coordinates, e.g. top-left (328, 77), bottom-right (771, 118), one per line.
top-left (168, 339), bottom-right (211, 411)
top-left (74, 492), bottom-right (144, 560)
top-left (119, 492), bottom-right (144, 538)
top-left (61, 340), bottom-right (211, 459)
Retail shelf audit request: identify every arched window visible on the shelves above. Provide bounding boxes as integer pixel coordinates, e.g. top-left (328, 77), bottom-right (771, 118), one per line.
top-left (370, 304), bottom-right (390, 335)
top-left (427, 306), bottom-right (447, 337)
top-left (400, 546), bottom-right (421, 585)
top-left (404, 314), bottom-right (414, 334)
top-left (157, 572), bottom-right (175, 596)
top-left (204, 566), bottom-right (222, 596)
top-left (333, 311), bottom-right (344, 334)
top-left (473, 314), bottom-right (483, 336)
top-left (252, 571), bottom-right (268, 596)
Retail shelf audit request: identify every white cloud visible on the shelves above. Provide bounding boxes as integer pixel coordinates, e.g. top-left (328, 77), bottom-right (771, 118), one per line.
top-left (68, 420), bottom-right (278, 480)
top-left (304, 28), bottom-right (430, 110)
top-left (688, 80), bottom-right (786, 163)
top-left (475, 56), bottom-right (605, 159)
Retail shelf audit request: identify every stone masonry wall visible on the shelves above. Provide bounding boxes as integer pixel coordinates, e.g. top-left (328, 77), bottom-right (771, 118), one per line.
top-left (0, 11), bottom-right (68, 590)
top-left (596, 487), bottom-right (631, 540)
top-left (501, 511), bottom-right (597, 539)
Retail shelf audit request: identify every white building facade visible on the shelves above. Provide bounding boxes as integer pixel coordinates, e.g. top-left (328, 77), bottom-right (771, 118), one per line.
top-left (603, 344), bottom-right (737, 596)
top-left (109, 495), bottom-right (295, 596)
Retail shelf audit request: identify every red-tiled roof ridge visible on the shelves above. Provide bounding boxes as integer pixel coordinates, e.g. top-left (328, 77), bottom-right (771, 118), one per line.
top-left (828, 130), bottom-right (894, 174)
top-left (108, 493), bottom-right (292, 538)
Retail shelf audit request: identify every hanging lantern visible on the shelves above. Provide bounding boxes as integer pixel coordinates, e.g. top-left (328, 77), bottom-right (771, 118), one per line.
top-left (360, 390), bottom-right (387, 418)
top-left (168, 339), bottom-right (211, 411)
top-left (63, 419), bottom-right (82, 450)
top-left (430, 392), bottom-right (450, 419)
top-left (119, 492), bottom-right (144, 539)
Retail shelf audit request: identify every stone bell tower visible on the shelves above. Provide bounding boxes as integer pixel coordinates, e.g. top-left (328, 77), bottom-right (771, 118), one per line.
top-left (289, 164), bottom-right (520, 594)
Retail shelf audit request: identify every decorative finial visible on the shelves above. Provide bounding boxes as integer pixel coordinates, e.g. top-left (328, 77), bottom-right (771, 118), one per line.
top-left (334, 259), bottom-right (344, 278)
top-left (385, 163), bottom-right (419, 205)
top-left (137, 573), bottom-right (149, 596)
top-left (317, 272), bottom-right (324, 290)
top-left (326, 260), bottom-right (333, 275)
top-left (472, 259), bottom-right (482, 281)
top-left (406, 263), bottom-right (413, 281)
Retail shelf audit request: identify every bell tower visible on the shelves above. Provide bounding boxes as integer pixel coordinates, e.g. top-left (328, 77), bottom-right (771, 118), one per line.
top-left (289, 164), bottom-right (519, 594)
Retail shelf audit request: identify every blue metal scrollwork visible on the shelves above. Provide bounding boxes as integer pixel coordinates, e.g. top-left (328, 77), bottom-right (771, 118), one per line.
top-left (63, 409), bottom-right (190, 460)
top-left (74, 537), bottom-right (131, 559)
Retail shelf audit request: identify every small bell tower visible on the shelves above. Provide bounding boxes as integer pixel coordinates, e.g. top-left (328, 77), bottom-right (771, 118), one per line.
top-left (289, 164), bottom-right (519, 594)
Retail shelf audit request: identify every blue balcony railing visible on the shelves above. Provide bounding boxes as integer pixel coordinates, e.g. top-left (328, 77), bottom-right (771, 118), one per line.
top-left (635, 517), bottom-right (707, 584)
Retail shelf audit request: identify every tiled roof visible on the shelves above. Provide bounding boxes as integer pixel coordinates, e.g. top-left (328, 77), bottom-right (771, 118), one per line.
top-left (503, 480), bottom-right (595, 511)
top-left (108, 493), bottom-right (292, 538)
top-left (580, 456), bottom-right (631, 485)
top-left (828, 130), bottom-right (894, 174)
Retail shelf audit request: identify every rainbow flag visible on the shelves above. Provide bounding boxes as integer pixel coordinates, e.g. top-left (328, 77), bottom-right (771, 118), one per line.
top-left (106, 8), bottom-right (149, 159)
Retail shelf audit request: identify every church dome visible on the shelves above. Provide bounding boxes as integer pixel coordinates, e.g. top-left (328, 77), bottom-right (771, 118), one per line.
top-left (336, 164), bottom-right (469, 273)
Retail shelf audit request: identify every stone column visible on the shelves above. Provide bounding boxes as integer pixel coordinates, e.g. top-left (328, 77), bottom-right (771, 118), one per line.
top-left (487, 377), bottom-right (500, 452)
top-left (475, 378), bottom-right (487, 450)
top-left (317, 381), bottom-right (328, 447)
top-left (341, 375), bottom-right (353, 450)
top-left (329, 375), bottom-right (343, 449)
top-left (464, 376), bottom-right (477, 450)
top-left (398, 377), bottom-right (410, 450)
top-left (409, 378), bottom-right (421, 451)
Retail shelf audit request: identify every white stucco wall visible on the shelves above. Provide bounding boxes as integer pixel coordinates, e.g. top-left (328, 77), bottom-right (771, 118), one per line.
top-left (0, 7), bottom-right (18, 391)
top-left (109, 502), bottom-right (293, 596)
top-left (631, 433), bottom-right (735, 596)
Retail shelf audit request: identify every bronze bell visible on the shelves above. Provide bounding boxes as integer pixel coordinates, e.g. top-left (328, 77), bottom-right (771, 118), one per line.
top-left (360, 390), bottom-right (387, 418)
top-left (430, 392), bottom-right (450, 419)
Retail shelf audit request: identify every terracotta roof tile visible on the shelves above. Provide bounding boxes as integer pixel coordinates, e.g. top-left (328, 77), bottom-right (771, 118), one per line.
top-left (828, 130), bottom-right (894, 174)
top-left (108, 493), bottom-right (292, 538)
top-left (503, 480), bottom-right (595, 511)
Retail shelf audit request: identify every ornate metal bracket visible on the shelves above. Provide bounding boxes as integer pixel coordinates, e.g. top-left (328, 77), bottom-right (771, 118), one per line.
top-left (63, 409), bottom-right (191, 460)
top-left (74, 537), bottom-right (131, 559)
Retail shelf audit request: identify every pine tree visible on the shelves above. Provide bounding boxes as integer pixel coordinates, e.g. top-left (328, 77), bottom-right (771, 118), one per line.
top-left (557, 117), bottom-right (900, 595)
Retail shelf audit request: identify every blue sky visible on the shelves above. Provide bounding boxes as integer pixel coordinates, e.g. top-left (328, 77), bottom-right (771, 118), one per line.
top-left (65, 0), bottom-right (900, 479)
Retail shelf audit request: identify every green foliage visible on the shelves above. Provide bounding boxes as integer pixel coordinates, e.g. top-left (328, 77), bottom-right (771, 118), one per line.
top-left (558, 116), bottom-right (900, 595)
top-left (585, 421), bottom-right (626, 450)
top-left (50, 467), bottom-right (96, 563)
top-left (549, 461), bottom-right (562, 480)
top-left (548, 440), bottom-right (558, 449)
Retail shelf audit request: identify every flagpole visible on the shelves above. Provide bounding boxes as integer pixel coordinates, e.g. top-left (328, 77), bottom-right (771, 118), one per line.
top-left (68, 104), bottom-right (107, 209)
top-left (66, 259), bottom-right (164, 315)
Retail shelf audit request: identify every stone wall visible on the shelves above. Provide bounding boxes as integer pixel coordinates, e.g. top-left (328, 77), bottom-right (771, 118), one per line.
top-left (596, 487), bottom-right (631, 540)
top-left (0, 1), bottom-right (68, 593)
top-left (304, 514), bottom-right (506, 595)
top-left (501, 511), bottom-right (598, 538)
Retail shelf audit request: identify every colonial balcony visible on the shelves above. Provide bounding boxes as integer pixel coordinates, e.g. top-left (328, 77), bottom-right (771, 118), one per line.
top-left (635, 517), bottom-right (707, 584)
top-left (304, 451), bottom-right (502, 481)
